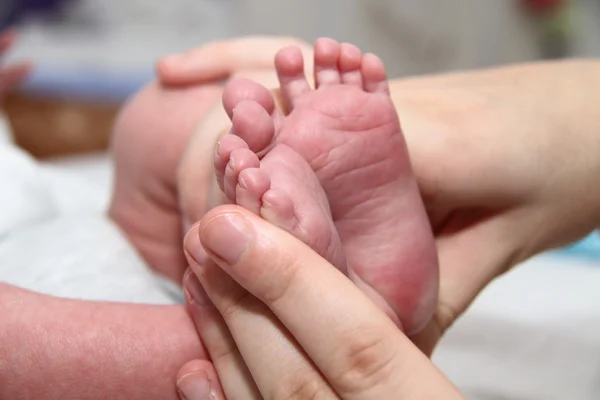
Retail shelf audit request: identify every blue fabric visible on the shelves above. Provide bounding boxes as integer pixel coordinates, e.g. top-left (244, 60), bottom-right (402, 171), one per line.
top-left (19, 65), bottom-right (154, 103)
top-left (1, 0), bottom-right (74, 28)
top-left (554, 231), bottom-right (600, 261)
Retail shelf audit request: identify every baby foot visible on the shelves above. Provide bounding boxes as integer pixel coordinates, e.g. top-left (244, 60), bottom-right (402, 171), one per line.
top-left (215, 99), bottom-right (346, 271)
top-left (222, 39), bottom-right (438, 334)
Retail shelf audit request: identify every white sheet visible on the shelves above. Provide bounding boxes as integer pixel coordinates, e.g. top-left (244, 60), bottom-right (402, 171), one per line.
top-left (0, 119), bottom-right (176, 304)
top-left (435, 256), bottom-right (600, 399)
top-left (1, 117), bottom-right (599, 399)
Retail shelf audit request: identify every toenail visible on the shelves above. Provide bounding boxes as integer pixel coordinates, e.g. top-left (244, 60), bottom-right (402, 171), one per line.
top-left (226, 158), bottom-right (235, 172)
top-left (201, 213), bottom-right (253, 264)
top-left (238, 173), bottom-right (249, 189)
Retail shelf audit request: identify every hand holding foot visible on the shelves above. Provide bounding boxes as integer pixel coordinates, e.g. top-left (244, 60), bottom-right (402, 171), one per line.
top-left (178, 207), bottom-right (463, 400)
top-left (218, 38), bottom-right (438, 334)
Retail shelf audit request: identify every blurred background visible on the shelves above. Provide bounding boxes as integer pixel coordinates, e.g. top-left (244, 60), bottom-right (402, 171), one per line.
top-left (2, 0), bottom-right (600, 158)
top-left (1, 1), bottom-right (599, 399)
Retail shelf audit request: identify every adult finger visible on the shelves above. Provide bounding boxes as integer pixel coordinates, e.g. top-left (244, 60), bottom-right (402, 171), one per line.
top-left (157, 36), bottom-right (313, 86)
top-left (182, 266), bottom-right (261, 399)
top-left (193, 205), bottom-right (464, 399)
top-left (184, 228), bottom-right (338, 400)
top-left (177, 359), bottom-right (226, 400)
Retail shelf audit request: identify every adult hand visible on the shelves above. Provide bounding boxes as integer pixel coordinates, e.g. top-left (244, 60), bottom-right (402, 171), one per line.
top-left (157, 36), bottom-right (313, 86)
top-left (0, 30), bottom-right (30, 99)
top-left (178, 206), bottom-right (465, 399)
top-left (391, 60), bottom-right (600, 350)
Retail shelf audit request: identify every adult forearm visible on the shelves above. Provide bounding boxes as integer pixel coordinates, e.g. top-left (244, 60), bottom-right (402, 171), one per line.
top-left (390, 59), bottom-right (600, 242)
top-left (0, 284), bottom-right (205, 399)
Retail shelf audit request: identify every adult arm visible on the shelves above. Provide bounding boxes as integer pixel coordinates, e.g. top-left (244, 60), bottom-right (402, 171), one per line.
top-left (387, 59), bottom-right (600, 350)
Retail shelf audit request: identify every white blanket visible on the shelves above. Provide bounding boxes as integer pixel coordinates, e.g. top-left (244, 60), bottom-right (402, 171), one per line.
top-left (0, 118), bottom-right (598, 399)
top-left (435, 256), bottom-right (600, 399)
top-left (0, 118), bottom-right (176, 304)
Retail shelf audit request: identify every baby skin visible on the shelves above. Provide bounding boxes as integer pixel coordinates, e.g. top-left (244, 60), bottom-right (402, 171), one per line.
top-left (215, 38), bottom-right (438, 334)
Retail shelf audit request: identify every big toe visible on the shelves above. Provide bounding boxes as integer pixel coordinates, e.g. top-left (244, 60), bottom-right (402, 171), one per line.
top-left (231, 99), bottom-right (276, 156)
top-left (223, 78), bottom-right (275, 119)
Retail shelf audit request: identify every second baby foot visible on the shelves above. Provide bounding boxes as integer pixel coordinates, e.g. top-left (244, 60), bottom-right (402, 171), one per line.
top-left (215, 100), bottom-right (346, 271)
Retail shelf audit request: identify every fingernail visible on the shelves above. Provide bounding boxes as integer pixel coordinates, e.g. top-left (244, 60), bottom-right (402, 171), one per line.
top-left (184, 244), bottom-right (211, 267)
top-left (183, 269), bottom-right (212, 306)
top-left (177, 371), bottom-right (212, 400)
top-left (184, 227), bottom-right (211, 266)
top-left (202, 213), bottom-right (252, 264)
